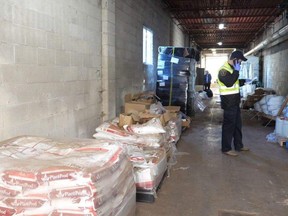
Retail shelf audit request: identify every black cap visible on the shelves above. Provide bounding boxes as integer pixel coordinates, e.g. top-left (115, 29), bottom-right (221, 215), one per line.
top-left (230, 50), bottom-right (247, 61)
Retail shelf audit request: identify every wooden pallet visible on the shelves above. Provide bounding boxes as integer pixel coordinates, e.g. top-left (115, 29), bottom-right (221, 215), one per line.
top-left (277, 136), bottom-right (288, 147)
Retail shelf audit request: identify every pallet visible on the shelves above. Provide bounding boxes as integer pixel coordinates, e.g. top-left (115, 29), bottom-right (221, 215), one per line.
top-left (136, 170), bottom-right (168, 203)
top-left (277, 137), bottom-right (288, 147)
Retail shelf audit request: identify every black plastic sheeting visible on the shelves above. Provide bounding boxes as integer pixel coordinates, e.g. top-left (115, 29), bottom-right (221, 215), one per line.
top-left (156, 46), bottom-right (199, 114)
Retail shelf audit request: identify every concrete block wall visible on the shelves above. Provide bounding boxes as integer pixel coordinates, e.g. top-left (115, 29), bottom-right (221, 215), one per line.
top-left (0, 0), bottom-right (103, 140)
top-left (247, 11), bottom-right (288, 97)
top-left (263, 40), bottom-right (288, 96)
top-left (171, 20), bottom-right (187, 46)
top-left (115, 0), bottom-right (186, 114)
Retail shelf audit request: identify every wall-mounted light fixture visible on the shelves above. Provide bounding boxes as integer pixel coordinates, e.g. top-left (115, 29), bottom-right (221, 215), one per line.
top-left (217, 42), bottom-right (222, 46)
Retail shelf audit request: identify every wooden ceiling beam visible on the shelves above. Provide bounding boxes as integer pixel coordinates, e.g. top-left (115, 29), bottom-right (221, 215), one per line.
top-left (174, 14), bottom-right (277, 20)
top-left (169, 7), bottom-right (279, 13)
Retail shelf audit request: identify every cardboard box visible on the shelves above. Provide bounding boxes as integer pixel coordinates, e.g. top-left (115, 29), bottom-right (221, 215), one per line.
top-left (138, 112), bottom-right (166, 126)
top-left (125, 93), bottom-right (156, 105)
top-left (119, 114), bottom-right (134, 127)
top-left (247, 95), bottom-right (263, 102)
top-left (163, 111), bottom-right (172, 123)
top-left (182, 117), bottom-right (191, 128)
top-left (124, 93), bottom-right (154, 114)
top-left (124, 102), bottom-right (150, 114)
top-left (254, 88), bottom-right (265, 95)
top-left (164, 106), bottom-right (181, 113)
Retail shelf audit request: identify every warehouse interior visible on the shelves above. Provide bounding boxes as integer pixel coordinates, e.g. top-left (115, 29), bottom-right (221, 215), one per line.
top-left (0, 0), bottom-right (288, 215)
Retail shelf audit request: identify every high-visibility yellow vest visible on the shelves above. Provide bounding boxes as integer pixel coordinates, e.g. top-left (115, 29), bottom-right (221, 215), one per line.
top-left (218, 62), bottom-right (240, 95)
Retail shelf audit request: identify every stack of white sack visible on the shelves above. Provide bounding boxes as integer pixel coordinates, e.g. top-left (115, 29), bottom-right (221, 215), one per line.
top-left (93, 118), bottom-right (166, 148)
top-left (0, 136), bottom-right (136, 216)
top-left (254, 95), bottom-right (285, 116)
top-left (123, 118), bottom-right (166, 135)
top-left (93, 118), bottom-right (168, 192)
top-left (127, 146), bottom-right (167, 191)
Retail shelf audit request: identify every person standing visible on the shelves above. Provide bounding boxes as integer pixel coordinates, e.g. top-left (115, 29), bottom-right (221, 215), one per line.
top-left (203, 70), bottom-right (212, 90)
top-left (217, 50), bottom-right (250, 156)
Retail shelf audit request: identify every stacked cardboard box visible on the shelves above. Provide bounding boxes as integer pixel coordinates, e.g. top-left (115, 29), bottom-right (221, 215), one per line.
top-left (124, 92), bottom-right (155, 114)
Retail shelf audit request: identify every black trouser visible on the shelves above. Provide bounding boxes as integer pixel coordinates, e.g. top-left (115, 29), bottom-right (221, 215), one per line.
top-left (221, 105), bottom-right (243, 152)
top-left (204, 83), bottom-right (211, 90)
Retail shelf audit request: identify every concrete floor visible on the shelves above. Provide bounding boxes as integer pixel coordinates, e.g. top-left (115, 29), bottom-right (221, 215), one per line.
top-left (136, 94), bottom-right (288, 216)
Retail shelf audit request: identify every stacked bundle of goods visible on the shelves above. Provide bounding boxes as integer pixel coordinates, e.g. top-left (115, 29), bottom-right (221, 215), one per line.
top-left (254, 95), bottom-right (285, 116)
top-left (0, 136), bottom-right (136, 216)
top-left (156, 46), bottom-right (199, 114)
top-left (93, 118), bottom-right (169, 196)
top-left (93, 92), bottom-right (187, 202)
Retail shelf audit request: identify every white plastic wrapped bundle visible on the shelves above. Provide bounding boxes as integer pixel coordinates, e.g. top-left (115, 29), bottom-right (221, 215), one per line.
top-left (123, 118), bottom-right (166, 135)
top-left (269, 109), bottom-right (280, 116)
top-left (265, 95), bottom-right (275, 103)
top-left (131, 148), bottom-right (167, 191)
top-left (93, 122), bottom-right (164, 148)
top-left (284, 106), bottom-right (288, 118)
top-left (261, 104), bottom-right (269, 114)
top-left (254, 102), bottom-right (262, 112)
top-left (241, 83), bottom-right (255, 98)
top-left (241, 85), bottom-right (248, 98)
top-left (267, 96), bottom-right (285, 106)
top-left (94, 122), bottom-right (139, 142)
top-left (267, 105), bottom-right (280, 112)
top-left (275, 117), bottom-right (284, 136)
top-left (259, 95), bottom-right (273, 106)
top-left (266, 96), bottom-right (285, 116)
top-left (283, 119), bottom-right (288, 137)
top-left (0, 136), bottom-right (136, 216)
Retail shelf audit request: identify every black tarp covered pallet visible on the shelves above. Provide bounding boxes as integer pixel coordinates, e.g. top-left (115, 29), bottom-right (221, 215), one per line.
top-left (156, 46), bottom-right (199, 114)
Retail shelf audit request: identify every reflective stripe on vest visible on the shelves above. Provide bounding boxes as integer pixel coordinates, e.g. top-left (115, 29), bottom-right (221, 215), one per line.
top-left (218, 62), bottom-right (240, 95)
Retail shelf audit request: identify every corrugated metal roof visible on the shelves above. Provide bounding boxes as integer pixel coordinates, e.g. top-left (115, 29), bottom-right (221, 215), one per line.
top-left (162, 0), bottom-right (286, 49)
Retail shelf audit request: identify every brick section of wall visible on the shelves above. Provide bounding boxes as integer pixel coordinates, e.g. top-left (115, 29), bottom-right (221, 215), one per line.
top-left (0, 0), bottom-right (103, 140)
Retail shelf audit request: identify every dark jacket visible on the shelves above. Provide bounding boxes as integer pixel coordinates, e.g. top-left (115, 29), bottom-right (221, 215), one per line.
top-left (218, 63), bottom-right (240, 109)
top-left (204, 73), bottom-right (212, 84)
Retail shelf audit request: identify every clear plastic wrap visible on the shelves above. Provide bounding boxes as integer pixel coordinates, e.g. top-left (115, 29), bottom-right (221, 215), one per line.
top-left (131, 148), bottom-right (167, 191)
top-left (266, 132), bottom-right (277, 143)
top-left (193, 92), bottom-right (206, 112)
top-left (123, 118), bottom-right (166, 135)
top-left (93, 122), bottom-right (165, 148)
top-left (94, 120), bottom-right (169, 193)
top-left (149, 102), bottom-right (166, 114)
top-left (165, 114), bottom-right (182, 144)
top-left (0, 136), bottom-right (136, 216)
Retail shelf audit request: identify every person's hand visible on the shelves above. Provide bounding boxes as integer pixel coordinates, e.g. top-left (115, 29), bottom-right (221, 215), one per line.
top-left (234, 60), bottom-right (241, 71)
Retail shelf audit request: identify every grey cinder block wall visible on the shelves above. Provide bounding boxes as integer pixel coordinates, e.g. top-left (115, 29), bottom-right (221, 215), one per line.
top-left (0, 0), bottom-right (186, 140)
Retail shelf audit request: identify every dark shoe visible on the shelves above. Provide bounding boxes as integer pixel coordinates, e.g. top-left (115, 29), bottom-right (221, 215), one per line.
top-left (223, 150), bottom-right (238, 156)
top-left (240, 147), bottom-right (250, 151)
